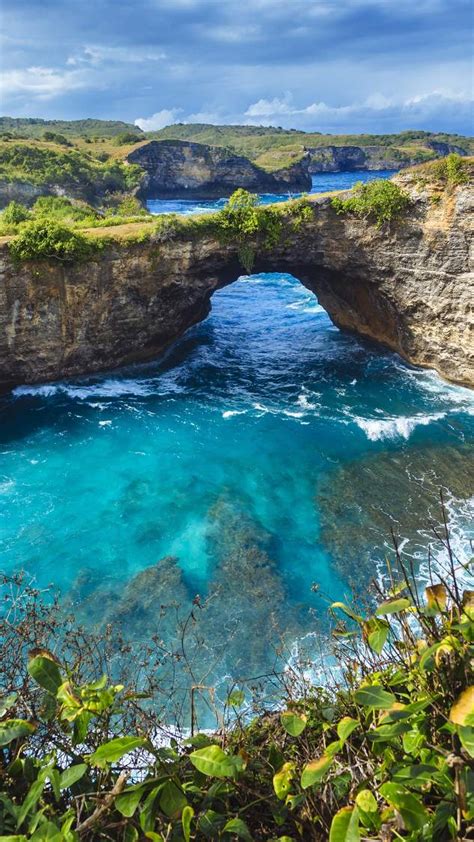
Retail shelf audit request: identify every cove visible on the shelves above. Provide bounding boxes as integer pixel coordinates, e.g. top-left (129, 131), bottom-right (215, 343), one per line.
top-left (1, 272), bottom-right (473, 706)
top-left (146, 169), bottom-right (398, 215)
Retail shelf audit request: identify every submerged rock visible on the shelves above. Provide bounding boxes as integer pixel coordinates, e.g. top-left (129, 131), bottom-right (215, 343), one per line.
top-left (197, 498), bottom-right (304, 679)
top-left (317, 444), bottom-right (474, 585)
top-left (71, 556), bottom-right (191, 646)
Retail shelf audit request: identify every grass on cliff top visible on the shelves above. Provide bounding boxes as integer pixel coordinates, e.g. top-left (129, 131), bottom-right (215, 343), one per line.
top-left (0, 516), bottom-right (472, 841)
top-left (0, 139), bottom-right (144, 190)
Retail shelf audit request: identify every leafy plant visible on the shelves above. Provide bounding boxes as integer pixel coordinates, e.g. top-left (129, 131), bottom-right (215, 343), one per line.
top-left (216, 188), bottom-right (284, 272)
top-left (1, 201), bottom-right (30, 225)
top-left (331, 179), bottom-right (411, 227)
top-left (432, 153), bottom-right (469, 186)
top-left (9, 220), bottom-right (101, 263)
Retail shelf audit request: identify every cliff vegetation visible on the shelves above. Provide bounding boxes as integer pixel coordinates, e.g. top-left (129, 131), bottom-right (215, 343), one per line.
top-left (0, 142), bottom-right (143, 205)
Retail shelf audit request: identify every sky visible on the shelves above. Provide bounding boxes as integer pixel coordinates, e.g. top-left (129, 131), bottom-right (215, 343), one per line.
top-left (1, 0), bottom-right (473, 135)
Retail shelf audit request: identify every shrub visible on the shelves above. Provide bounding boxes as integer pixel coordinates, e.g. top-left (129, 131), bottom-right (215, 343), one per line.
top-left (115, 132), bottom-right (144, 145)
top-left (42, 131), bottom-right (72, 147)
top-left (32, 196), bottom-right (99, 225)
top-left (1, 200), bottom-right (30, 225)
top-left (217, 188), bottom-right (283, 271)
top-left (0, 143), bottom-right (142, 196)
top-left (113, 195), bottom-right (148, 217)
top-left (433, 153), bottom-right (469, 186)
top-left (331, 179), bottom-right (411, 227)
top-left (9, 220), bottom-right (100, 263)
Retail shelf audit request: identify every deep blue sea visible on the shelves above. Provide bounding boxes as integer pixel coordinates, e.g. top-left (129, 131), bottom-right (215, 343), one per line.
top-left (1, 171), bottom-right (473, 711)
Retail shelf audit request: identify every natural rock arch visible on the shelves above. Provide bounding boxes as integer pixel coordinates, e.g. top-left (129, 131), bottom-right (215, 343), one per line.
top-left (0, 182), bottom-right (472, 389)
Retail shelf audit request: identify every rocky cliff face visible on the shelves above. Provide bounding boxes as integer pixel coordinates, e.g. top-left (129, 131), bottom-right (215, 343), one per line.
top-left (127, 140), bottom-right (311, 197)
top-left (0, 179), bottom-right (107, 208)
top-left (307, 143), bottom-right (468, 173)
top-left (0, 175), bottom-right (472, 389)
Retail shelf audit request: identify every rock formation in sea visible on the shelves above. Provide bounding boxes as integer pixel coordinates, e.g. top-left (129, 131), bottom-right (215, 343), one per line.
top-left (0, 164), bottom-right (472, 388)
top-left (127, 139), bottom-right (312, 198)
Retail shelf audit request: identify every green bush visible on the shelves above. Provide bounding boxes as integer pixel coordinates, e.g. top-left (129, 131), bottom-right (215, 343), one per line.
top-left (1, 200), bottom-right (30, 225)
top-left (42, 131), bottom-right (72, 147)
top-left (115, 132), bottom-right (144, 145)
top-left (331, 179), bottom-right (411, 227)
top-left (9, 220), bottom-right (100, 263)
top-left (0, 143), bottom-right (143, 196)
top-left (32, 196), bottom-right (99, 225)
top-left (433, 153), bottom-right (469, 186)
top-left (217, 188), bottom-right (283, 271)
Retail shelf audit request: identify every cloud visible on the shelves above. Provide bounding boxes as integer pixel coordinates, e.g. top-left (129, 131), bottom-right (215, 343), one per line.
top-left (1, 66), bottom-right (88, 100)
top-left (244, 91), bottom-right (474, 133)
top-left (134, 109), bottom-right (184, 131)
top-left (67, 45), bottom-right (166, 66)
top-left (0, 0), bottom-right (471, 133)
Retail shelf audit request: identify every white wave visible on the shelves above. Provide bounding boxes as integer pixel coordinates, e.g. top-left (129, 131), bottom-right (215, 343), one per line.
top-left (98, 420), bottom-right (112, 427)
top-left (13, 384), bottom-right (60, 398)
top-left (13, 377), bottom-right (182, 401)
top-left (296, 393), bottom-right (320, 411)
top-left (251, 402), bottom-right (308, 422)
top-left (287, 299), bottom-right (324, 314)
top-left (222, 409), bottom-right (247, 419)
top-left (354, 412), bottom-right (446, 441)
top-left (396, 365), bottom-right (474, 411)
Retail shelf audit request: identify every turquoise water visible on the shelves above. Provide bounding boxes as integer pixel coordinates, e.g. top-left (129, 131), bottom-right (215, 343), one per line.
top-left (146, 170), bottom-right (397, 214)
top-left (1, 159), bottom-right (473, 702)
top-left (1, 272), bottom-right (473, 704)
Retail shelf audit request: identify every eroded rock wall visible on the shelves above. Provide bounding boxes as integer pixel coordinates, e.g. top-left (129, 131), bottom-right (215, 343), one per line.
top-left (127, 140), bottom-right (311, 197)
top-left (0, 178), bottom-right (472, 389)
top-left (307, 143), bottom-right (468, 173)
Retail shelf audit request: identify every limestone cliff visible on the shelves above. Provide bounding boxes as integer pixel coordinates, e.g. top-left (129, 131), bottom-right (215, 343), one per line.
top-left (0, 173), bottom-right (472, 389)
top-left (127, 140), bottom-right (311, 198)
top-left (307, 143), bottom-right (468, 173)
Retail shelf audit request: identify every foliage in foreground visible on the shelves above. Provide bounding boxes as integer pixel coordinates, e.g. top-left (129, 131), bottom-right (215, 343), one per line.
top-left (8, 220), bottom-right (102, 264)
top-left (0, 546), bottom-right (472, 841)
top-left (331, 179), bottom-right (411, 227)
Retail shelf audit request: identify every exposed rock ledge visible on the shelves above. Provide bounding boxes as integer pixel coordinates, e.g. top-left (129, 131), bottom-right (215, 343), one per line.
top-left (0, 175), bottom-right (472, 389)
top-left (127, 139), bottom-right (312, 198)
top-left (307, 141), bottom-right (468, 173)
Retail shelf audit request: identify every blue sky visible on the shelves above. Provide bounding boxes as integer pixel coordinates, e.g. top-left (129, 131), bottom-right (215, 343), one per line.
top-left (1, 0), bottom-right (473, 134)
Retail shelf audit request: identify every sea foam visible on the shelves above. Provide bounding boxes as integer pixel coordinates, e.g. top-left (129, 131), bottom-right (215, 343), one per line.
top-left (354, 412), bottom-right (446, 441)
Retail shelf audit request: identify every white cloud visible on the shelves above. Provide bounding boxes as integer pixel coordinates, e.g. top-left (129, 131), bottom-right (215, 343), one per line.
top-left (0, 66), bottom-right (88, 100)
top-left (245, 94), bottom-right (294, 117)
top-left (244, 90), bottom-right (473, 131)
top-left (67, 45), bottom-right (166, 67)
top-left (134, 108), bottom-right (184, 131)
